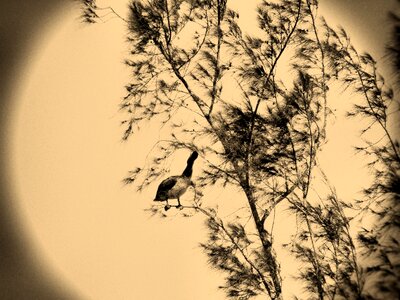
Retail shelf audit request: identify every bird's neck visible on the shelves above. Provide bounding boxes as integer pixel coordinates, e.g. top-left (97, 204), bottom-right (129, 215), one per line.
top-left (182, 161), bottom-right (194, 178)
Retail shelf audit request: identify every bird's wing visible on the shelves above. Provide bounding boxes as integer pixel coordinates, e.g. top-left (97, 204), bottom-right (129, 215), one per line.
top-left (158, 176), bottom-right (178, 191)
top-left (154, 176), bottom-right (179, 200)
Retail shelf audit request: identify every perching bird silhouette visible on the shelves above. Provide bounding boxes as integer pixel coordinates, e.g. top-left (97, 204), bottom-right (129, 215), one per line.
top-left (154, 151), bottom-right (198, 210)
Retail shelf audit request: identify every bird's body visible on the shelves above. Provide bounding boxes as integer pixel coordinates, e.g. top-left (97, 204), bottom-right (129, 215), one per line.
top-left (154, 176), bottom-right (192, 201)
top-left (154, 151), bottom-right (198, 209)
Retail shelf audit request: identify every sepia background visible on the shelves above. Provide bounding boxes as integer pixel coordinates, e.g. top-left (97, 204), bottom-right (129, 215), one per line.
top-left (1, 0), bottom-right (398, 299)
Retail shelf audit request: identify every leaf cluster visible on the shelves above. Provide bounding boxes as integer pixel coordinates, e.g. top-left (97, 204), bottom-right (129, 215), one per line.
top-left (287, 190), bottom-right (363, 300)
top-left (319, 11), bottom-right (400, 300)
top-left (200, 214), bottom-right (282, 299)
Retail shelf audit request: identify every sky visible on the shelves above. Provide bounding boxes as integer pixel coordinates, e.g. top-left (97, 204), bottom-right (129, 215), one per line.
top-left (1, 0), bottom-right (399, 299)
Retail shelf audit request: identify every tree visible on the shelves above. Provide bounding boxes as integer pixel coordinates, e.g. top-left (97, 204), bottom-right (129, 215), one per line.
top-left (323, 4), bottom-right (400, 298)
top-left (78, 0), bottom-right (399, 299)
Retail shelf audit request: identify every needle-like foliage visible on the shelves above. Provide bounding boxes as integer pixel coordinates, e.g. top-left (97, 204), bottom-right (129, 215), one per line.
top-left (78, 0), bottom-right (399, 299)
top-left (320, 11), bottom-right (400, 299)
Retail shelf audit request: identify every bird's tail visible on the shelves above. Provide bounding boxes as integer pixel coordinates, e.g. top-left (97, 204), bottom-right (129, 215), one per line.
top-left (154, 197), bottom-right (166, 202)
top-left (154, 193), bottom-right (168, 201)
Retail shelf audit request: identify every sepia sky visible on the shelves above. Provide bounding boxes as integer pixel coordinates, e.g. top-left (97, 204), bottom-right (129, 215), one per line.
top-left (2, 0), bottom-right (399, 299)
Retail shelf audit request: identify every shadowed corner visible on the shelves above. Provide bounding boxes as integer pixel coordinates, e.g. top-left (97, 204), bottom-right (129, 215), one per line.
top-left (0, 0), bottom-right (81, 299)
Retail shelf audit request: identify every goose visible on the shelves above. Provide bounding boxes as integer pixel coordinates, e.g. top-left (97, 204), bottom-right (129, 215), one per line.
top-left (154, 151), bottom-right (198, 210)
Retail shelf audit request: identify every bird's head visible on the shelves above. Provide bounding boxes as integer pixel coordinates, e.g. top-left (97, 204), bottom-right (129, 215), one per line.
top-left (187, 151), bottom-right (198, 164)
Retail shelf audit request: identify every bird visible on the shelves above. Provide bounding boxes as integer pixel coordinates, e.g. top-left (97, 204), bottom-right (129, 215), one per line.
top-left (154, 151), bottom-right (198, 210)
